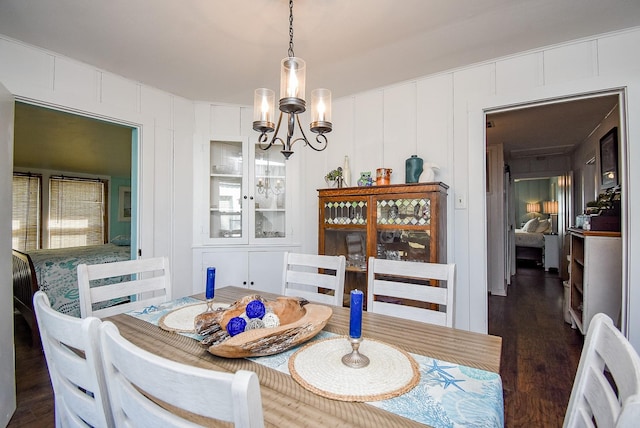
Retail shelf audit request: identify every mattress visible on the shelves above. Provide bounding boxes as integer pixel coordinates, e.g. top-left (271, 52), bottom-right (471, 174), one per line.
top-left (515, 229), bottom-right (545, 248)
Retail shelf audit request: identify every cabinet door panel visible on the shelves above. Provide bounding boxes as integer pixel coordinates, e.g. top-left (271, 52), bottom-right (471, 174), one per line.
top-left (249, 251), bottom-right (285, 294)
top-left (209, 138), bottom-right (248, 243)
top-left (202, 252), bottom-right (248, 289)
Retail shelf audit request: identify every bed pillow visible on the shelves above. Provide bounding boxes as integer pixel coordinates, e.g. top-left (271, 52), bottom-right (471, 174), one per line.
top-left (522, 218), bottom-right (539, 233)
top-left (535, 218), bottom-right (552, 233)
top-left (111, 235), bottom-right (131, 246)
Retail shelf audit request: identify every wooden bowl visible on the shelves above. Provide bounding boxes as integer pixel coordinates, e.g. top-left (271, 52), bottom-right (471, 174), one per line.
top-left (207, 303), bottom-right (332, 358)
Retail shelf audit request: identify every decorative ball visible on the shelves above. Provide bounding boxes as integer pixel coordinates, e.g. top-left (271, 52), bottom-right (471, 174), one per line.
top-left (262, 312), bottom-right (280, 328)
top-left (246, 318), bottom-right (265, 330)
top-left (226, 317), bottom-right (247, 336)
top-left (246, 300), bottom-right (266, 319)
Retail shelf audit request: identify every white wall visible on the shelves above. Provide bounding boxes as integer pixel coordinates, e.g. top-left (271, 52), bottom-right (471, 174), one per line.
top-left (0, 35), bottom-right (196, 302)
top-left (318, 27), bottom-right (640, 346)
top-left (1, 23), bottom-right (640, 371)
top-left (0, 82), bottom-right (16, 427)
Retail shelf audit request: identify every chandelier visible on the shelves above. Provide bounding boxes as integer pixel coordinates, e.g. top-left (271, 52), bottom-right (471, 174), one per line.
top-left (253, 0), bottom-right (332, 160)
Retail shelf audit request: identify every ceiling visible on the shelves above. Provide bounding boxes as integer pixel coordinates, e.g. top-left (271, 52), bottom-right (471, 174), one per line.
top-left (13, 102), bottom-right (133, 177)
top-left (3, 1), bottom-right (637, 169)
top-left (487, 94), bottom-right (620, 161)
top-left (1, 0), bottom-right (639, 105)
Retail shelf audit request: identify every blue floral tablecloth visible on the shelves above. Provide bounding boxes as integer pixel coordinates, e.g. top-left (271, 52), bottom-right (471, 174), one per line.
top-left (128, 298), bottom-right (504, 428)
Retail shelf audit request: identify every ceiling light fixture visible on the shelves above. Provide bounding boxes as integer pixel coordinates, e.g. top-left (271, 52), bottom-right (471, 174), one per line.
top-left (252, 0), bottom-right (332, 160)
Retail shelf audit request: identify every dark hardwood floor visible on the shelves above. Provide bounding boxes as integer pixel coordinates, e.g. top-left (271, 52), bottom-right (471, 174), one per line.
top-left (9, 264), bottom-right (584, 427)
top-left (9, 312), bottom-right (54, 427)
top-left (489, 263), bottom-right (584, 427)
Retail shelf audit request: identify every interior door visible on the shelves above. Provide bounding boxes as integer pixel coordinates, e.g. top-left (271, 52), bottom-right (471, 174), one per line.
top-left (0, 81), bottom-right (17, 425)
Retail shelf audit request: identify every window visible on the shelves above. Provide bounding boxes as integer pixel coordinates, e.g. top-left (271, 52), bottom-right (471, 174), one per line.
top-left (12, 173), bottom-right (41, 251)
top-left (49, 176), bottom-right (106, 248)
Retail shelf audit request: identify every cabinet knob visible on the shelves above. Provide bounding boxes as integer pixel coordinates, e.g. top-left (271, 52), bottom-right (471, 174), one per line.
top-left (243, 281), bottom-right (247, 285)
top-left (250, 281), bottom-right (254, 285)
top-left (249, 196), bottom-right (254, 200)
top-left (243, 195), bottom-right (248, 200)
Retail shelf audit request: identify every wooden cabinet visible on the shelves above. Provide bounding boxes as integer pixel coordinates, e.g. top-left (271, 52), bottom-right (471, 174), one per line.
top-left (318, 183), bottom-right (448, 306)
top-left (568, 228), bottom-right (622, 334)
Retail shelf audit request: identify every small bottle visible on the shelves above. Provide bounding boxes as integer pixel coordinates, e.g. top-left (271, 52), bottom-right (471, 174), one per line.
top-left (343, 156), bottom-right (351, 187)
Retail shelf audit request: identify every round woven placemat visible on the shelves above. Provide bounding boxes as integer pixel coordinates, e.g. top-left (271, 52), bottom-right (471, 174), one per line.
top-left (159, 302), bottom-right (229, 333)
top-left (288, 336), bottom-right (420, 402)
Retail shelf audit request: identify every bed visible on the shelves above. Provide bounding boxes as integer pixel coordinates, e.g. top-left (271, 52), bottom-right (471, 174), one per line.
top-left (515, 217), bottom-right (552, 266)
top-left (12, 242), bottom-right (132, 345)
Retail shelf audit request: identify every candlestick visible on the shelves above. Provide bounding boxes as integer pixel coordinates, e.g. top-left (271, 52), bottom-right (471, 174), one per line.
top-left (349, 289), bottom-right (363, 339)
top-left (342, 336), bottom-right (370, 368)
top-left (206, 267), bottom-right (216, 310)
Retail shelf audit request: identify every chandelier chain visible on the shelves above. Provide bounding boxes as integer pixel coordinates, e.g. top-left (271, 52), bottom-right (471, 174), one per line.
top-left (288, 0), bottom-right (295, 58)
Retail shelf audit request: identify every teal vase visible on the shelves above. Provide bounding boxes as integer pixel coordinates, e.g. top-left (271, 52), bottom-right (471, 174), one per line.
top-left (405, 155), bottom-right (423, 183)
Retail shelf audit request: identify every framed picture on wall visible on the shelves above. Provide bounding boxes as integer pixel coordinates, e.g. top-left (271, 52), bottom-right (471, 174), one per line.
top-left (599, 127), bottom-right (618, 189)
top-left (118, 186), bottom-right (132, 221)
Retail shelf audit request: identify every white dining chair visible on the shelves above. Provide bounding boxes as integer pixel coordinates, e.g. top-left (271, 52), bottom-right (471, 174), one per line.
top-left (282, 252), bottom-right (346, 306)
top-left (77, 256), bottom-right (171, 318)
top-left (563, 313), bottom-right (640, 427)
top-left (367, 257), bottom-right (456, 327)
top-left (99, 321), bottom-right (265, 427)
top-left (33, 291), bottom-right (114, 428)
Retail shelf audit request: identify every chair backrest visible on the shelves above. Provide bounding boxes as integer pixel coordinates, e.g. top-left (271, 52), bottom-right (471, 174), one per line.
top-left (563, 313), bottom-right (640, 428)
top-left (99, 321), bottom-right (265, 428)
top-left (33, 291), bottom-right (114, 428)
top-left (367, 257), bottom-right (456, 327)
top-left (77, 256), bottom-right (171, 318)
top-left (282, 252), bottom-right (346, 306)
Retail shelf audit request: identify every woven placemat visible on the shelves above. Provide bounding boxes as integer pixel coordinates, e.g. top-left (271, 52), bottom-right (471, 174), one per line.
top-left (288, 336), bottom-right (420, 402)
top-left (158, 302), bottom-right (229, 333)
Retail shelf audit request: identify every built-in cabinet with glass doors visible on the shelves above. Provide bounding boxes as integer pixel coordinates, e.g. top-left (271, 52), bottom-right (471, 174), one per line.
top-left (208, 137), bottom-right (287, 243)
top-left (201, 137), bottom-right (294, 294)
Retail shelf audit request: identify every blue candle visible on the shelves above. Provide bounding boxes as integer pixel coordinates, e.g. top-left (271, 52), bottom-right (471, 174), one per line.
top-left (349, 289), bottom-right (363, 338)
top-left (206, 267), bottom-right (216, 300)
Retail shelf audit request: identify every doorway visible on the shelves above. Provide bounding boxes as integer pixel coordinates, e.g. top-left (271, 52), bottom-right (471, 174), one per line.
top-left (485, 92), bottom-right (625, 327)
top-left (12, 101), bottom-right (138, 254)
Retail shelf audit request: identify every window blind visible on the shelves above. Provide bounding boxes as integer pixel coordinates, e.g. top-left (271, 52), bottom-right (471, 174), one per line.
top-left (49, 177), bottom-right (106, 248)
top-left (12, 174), bottom-right (41, 251)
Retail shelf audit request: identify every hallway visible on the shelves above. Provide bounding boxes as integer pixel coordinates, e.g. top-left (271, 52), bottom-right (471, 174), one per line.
top-left (489, 265), bottom-right (584, 427)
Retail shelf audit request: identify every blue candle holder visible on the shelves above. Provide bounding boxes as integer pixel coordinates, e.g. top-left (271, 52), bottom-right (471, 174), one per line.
top-left (341, 336), bottom-right (370, 368)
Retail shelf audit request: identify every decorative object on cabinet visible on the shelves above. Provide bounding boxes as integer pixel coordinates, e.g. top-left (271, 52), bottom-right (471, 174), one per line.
top-left (375, 168), bottom-right (392, 185)
top-left (324, 167), bottom-right (343, 188)
top-left (423, 163), bottom-right (440, 183)
top-left (342, 156), bottom-right (351, 187)
top-left (405, 155), bottom-right (423, 183)
top-left (568, 228), bottom-right (622, 334)
top-left (318, 183), bottom-right (448, 307)
top-left (599, 127), bottom-right (618, 188)
top-left (252, 0), bottom-right (331, 159)
top-left (357, 172), bottom-right (373, 187)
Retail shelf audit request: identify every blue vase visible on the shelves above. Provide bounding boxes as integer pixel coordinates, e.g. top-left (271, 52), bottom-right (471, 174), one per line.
top-left (405, 155), bottom-right (423, 183)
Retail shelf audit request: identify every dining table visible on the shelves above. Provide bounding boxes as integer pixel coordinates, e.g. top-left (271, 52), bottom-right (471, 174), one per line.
top-left (106, 286), bottom-right (503, 427)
